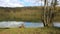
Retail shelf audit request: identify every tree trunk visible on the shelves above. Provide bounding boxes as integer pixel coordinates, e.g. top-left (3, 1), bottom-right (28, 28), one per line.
top-left (42, 0), bottom-right (55, 27)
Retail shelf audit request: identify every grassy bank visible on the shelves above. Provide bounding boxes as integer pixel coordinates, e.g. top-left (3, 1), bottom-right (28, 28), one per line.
top-left (0, 27), bottom-right (60, 34)
top-left (0, 7), bottom-right (42, 22)
top-left (0, 7), bottom-right (60, 22)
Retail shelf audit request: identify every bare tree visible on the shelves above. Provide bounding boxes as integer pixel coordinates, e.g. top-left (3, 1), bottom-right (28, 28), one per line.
top-left (33, 0), bottom-right (58, 27)
top-left (42, 0), bottom-right (58, 27)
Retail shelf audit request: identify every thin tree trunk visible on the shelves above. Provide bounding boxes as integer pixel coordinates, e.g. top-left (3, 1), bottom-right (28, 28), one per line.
top-left (43, 0), bottom-right (47, 27)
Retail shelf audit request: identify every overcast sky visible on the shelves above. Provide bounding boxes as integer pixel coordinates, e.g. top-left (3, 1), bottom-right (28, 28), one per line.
top-left (0, 0), bottom-right (60, 7)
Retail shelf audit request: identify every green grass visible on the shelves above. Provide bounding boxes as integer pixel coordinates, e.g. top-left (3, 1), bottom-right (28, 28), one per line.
top-left (0, 27), bottom-right (60, 34)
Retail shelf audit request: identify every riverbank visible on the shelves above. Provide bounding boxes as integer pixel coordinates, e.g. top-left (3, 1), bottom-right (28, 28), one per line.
top-left (0, 27), bottom-right (60, 34)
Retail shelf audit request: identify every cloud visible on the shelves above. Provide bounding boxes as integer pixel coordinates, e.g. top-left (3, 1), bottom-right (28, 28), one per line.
top-left (0, 0), bottom-right (60, 7)
top-left (0, 0), bottom-right (24, 7)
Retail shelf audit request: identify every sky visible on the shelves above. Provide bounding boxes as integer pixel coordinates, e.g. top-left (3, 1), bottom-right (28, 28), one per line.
top-left (19, 0), bottom-right (44, 6)
top-left (0, 0), bottom-right (60, 7)
top-left (0, 0), bottom-right (44, 7)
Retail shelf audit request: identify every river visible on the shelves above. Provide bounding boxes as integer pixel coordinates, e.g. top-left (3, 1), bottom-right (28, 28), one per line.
top-left (0, 21), bottom-right (60, 28)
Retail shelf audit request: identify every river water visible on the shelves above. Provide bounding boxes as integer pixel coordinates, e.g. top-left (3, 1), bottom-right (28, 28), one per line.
top-left (0, 21), bottom-right (60, 28)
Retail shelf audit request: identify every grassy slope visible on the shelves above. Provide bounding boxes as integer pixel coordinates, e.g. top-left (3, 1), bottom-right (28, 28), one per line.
top-left (0, 7), bottom-right (43, 22)
top-left (0, 7), bottom-right (60, 22)
top-left (0, 27), bottom-right (60, 34)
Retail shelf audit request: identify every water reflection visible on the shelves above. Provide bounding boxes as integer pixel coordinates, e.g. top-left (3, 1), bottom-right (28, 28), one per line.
top-left (24, 22), bottom-right (44, 28)
top-left (53, 22), bottom-right (60, 27)
top-left (0, 21), bottom-right (60, 28)
top-left (0, 21), bottom-right (44, 28)
top-left (0, 21), bottom-right (24, 28)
